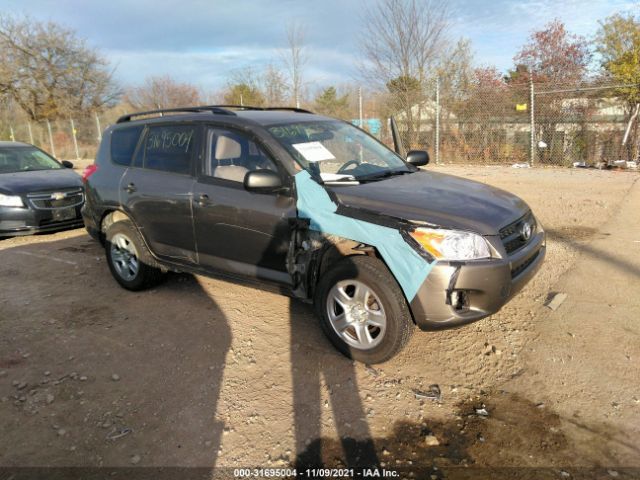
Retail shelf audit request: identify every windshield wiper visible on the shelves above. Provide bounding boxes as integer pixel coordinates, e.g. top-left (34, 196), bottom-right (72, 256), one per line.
top-left (319, 173), bottom-right (358, 184)
top-left (356, 170), bottom-right (413, 182)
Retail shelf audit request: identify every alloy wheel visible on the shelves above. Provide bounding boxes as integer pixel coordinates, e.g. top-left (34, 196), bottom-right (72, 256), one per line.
top-left (110, 233), bottom-right (140, 281)
top-left (326, 279), bottom-right (387, 350)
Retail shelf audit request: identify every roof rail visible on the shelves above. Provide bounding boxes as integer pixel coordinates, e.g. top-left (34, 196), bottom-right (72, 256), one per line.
top-left (116, 104), bottom-right (315, 124)
top-left (264, 107), bottom-right (314, 114)
top-left (116, 106), bottom-right (236, 124)
top-left (201, 105), bottom-right (315, 114)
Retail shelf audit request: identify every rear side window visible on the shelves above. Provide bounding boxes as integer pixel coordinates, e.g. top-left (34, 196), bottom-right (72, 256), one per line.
top-left (110, 126), bottom-right (143, 166)
top-left (143, 125), bottom-right (196, 175)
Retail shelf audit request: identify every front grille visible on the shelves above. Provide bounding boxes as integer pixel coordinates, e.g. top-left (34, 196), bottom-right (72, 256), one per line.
top-left (27, 189), bottom-right (84, 210)
top-left (511, 249), bottom-right (540, 278)
top-left (499, 212), bottom-right (536, 254)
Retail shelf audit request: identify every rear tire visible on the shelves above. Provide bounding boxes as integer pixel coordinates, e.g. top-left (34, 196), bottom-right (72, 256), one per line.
top-left (105, 220), bottom-right (165, 291)
top-left (314, 255), bottom-right (415, 364)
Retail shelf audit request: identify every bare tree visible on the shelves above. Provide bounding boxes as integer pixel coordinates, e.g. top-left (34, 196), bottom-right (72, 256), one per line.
top-left (221, 67), bottom-right (265, 106)
top-left (282, 21), bottom-right (308, 108)
top-left (438, 38), bottom-right (475, 102)
top-left (360, 0), bottom-right (450, 147)
top-left (125, 75), bottom-right (201, 111)
top-left (262, 64), bottom-right (289, 107)
top-left (0, 15), bottom-right (118, 121)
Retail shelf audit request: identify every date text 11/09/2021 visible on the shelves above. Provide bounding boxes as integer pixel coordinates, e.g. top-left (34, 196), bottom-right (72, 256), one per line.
top-left (233, 468), bottom-right (399, 477)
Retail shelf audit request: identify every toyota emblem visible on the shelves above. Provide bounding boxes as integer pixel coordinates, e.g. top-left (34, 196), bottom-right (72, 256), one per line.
top-left (520, 222), bottom-right (533, 241)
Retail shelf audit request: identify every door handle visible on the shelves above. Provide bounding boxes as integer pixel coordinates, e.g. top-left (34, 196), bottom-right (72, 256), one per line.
top-left (196, 193), bottom-right (209, 206)
top-left (124, 183), bottom-right (136, 193)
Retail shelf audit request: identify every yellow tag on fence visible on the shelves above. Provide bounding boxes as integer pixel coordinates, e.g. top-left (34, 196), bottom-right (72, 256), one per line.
top-left (516, 103), bottom-right (528, 111)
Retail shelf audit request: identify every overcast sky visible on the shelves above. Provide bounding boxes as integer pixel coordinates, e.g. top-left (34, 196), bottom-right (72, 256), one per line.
top-left (1, 0), bottom-right (637, 92)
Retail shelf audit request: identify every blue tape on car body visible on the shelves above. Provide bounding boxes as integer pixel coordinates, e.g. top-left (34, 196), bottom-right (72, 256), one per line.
top-left (294, 170), bottom-right (434, 301)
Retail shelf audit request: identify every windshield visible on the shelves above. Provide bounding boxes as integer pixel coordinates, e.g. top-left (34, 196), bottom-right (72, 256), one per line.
top-left (0, 147), bottom-right (63, 174)
top-left (267, 120), bottom-right (410, 182)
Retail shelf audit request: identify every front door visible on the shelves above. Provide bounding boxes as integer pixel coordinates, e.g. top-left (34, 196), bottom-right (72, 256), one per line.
top-left (120, 123), bottom-right (199, 263)
top-left (192, 127), bottom-right (296, 284)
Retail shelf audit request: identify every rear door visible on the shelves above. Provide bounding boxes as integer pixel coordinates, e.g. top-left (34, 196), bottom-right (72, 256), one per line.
top-left (192, 126), bottom-right (295, 284)
top-left (120, 123), bottom-right (199, 263)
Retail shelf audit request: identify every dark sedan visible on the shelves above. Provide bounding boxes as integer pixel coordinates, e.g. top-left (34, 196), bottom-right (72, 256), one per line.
top-left (0, 141), bottom-right (84, 237)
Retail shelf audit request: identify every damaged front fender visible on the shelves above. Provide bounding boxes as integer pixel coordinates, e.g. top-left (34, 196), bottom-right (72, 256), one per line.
top-left (289, 170), bottom-right (436, 302)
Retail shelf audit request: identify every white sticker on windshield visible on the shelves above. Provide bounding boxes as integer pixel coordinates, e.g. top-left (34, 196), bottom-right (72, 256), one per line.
top-left (292, 142), bottom-right (336, 162)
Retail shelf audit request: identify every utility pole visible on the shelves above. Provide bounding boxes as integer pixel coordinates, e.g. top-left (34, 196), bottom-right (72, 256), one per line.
top-left (435, 77), bottom-right (440, 165)
top-left (530, 79), bottom-right (535, 166)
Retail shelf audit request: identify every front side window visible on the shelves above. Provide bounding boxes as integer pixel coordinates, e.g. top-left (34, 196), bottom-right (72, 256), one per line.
top-left (0, 147), bottom-right (63, 174)
top-left (143, 125), bottom-right (196, 175)
top-left (205, 128), bottom-right (277, 183)
top-left (267, 120), bottom-right (409, 182)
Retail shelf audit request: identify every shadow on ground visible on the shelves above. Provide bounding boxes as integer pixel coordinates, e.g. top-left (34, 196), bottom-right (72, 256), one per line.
top-left (1, 232), bottom-right (639, 478)
top-left (546, 227), bottom-right (640, 279)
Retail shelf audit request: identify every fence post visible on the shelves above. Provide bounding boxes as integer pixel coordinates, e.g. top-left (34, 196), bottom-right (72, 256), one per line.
top-left (46, 119), bottom-right (57, 158)
top-left (27, 122), bottom-right (34, 145)
top-left (435, 77), bottom-right (440, 165)
top-left (70, 118), bottom-right (80, 160)
top-left (9, 126), bottom-right (15, 142)
top-left (95, 113), bottom-right (102, 143)
top-left (358, 87), bottom-right (363, 128)
top-left (530, 79), bottom-right (535, 166)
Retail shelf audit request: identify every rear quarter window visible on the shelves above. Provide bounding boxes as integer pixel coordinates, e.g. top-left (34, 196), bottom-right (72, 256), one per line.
top-left (143, 125), bottom-right (196, 175)
top-left (110, 126), bottom-right (143, 166)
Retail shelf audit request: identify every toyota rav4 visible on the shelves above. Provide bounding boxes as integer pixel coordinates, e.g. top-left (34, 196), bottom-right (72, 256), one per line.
top-left (82, 106), bottom-right (545, 363)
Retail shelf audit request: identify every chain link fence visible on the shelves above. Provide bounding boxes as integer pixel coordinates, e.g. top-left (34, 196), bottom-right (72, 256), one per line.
top-left (394, 81), bottom-right (638, 168)
top-left (0, 82), bottom-right (638, 168)
top-left (0, 109), bottom-right (122, 160)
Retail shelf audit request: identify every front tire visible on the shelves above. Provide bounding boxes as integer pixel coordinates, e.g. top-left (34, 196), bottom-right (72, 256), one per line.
top-left (105, 220), bottom-right (165, 291)
top-left (315, 255), bottom-right (415, 364)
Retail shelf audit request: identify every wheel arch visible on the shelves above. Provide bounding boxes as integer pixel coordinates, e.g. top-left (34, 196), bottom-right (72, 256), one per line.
top-left (311, 235), bottom-right (417, 325)
top-left (100, 209), bottom-right (159, 264)
top-left (316, 237), bottom-right (375, 281)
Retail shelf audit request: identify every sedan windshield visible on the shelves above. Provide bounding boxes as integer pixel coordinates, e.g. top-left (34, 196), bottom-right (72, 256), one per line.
top-left (0, 147), bottom-right (63, 174)
top-left (267, 120), bottom-right (410, 182)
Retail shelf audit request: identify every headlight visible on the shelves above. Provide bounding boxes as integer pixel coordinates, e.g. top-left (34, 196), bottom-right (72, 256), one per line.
top-left (409, 227), bottom-right (491, 261)
top-left (0, 193), bottom-right (24, 207)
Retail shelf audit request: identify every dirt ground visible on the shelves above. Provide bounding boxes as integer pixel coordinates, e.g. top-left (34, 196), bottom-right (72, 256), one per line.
top-left (1, 165), bottom-right (639, 479)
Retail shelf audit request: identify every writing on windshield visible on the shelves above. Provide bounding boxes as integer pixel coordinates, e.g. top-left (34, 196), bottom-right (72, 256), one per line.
top-left (268, 120), bottom-right (407, 181)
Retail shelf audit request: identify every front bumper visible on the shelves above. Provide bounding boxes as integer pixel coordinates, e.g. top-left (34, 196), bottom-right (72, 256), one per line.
top-left (0, 204), bottom-right (84, 237)
top-left (409, 230), bottom-right (545, 330)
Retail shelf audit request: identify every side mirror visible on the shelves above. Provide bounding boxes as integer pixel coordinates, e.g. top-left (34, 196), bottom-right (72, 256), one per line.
top-left (406, 150), bottom-right (429, 167)
top-left (244, 169), bottom-right (283, 193)
top-left (61, 160), bottom-right (74, 168)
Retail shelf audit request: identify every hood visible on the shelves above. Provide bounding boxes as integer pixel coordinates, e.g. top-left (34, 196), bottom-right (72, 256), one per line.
top-left (328, 170), bottom-right (529, 235)
top-left (0, 168), bottom-right (82, 196)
